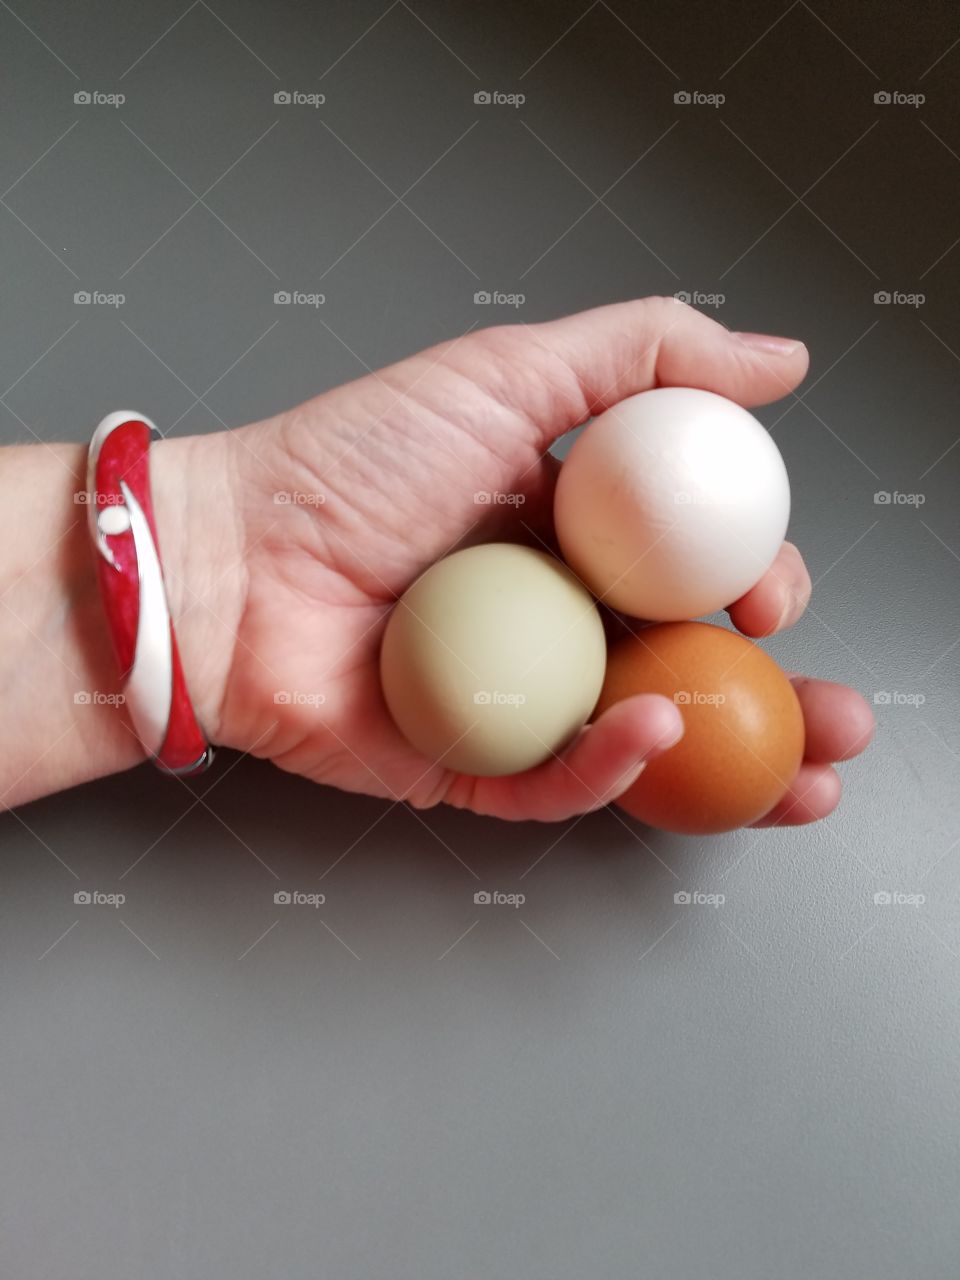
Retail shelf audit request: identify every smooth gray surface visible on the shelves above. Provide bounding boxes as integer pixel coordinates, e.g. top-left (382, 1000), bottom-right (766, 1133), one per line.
top-left (2, 2), bottom-right (959, 1277)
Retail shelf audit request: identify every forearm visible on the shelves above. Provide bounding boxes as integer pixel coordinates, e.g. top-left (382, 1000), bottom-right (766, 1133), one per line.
top-left (0, 434), bottom-right (244, 810)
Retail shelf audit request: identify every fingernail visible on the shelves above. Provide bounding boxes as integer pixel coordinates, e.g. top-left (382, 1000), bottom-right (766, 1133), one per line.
top-left (609, 714), bottom-right (684, 801)
top-left (777, 582), bottom-right (810, 631)
top-left (651, 713), bottom-right (684, 754)
top-left (732, 332), bottom-right (805, 357)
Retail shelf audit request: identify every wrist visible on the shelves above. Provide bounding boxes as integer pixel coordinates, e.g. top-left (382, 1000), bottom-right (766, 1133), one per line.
top-left (0, 443), bottom-right (138, 806)
top-left (0, 429), bottom-right (246, 810)
top-left (149, 429), bottom-right (247, 748)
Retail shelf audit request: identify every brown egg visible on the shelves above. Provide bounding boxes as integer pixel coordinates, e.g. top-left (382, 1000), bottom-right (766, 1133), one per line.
top-left (595, 622), bottom-right (805, 834)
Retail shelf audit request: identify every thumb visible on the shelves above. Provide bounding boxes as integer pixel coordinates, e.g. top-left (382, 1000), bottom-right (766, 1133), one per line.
top-left (470, 297), bottom-right (808, 448)
top-left (442, 693), bottom-right (684, 823)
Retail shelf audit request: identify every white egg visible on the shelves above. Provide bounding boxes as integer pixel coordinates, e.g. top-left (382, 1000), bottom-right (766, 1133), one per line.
top-left (554, 387), bottom-right (790, 621)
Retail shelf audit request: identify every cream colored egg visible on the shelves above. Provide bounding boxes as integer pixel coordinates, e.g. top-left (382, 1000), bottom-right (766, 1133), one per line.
top-left (380, 543), bottom-right (606, 776)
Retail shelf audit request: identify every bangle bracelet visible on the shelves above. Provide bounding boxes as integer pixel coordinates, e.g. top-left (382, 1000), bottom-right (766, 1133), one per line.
top-left (85, 412), bottom-right (213, 776)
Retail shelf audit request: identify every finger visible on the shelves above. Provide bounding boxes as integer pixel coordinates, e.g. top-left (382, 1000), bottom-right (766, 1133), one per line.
top-left (789, 675), bottom-right (876, 762)
top-left (446, 694), bottom-right (683, 822)
top-left (453, 453), bottom-right (561, 558)
top-left (472, 297), bottom-right (808, 447)
top-left (750, 762), bottom-right (841, 826)
top-left (506, 453), bottom-right (562, 553)
top-left (726, 541), bottom-right (812, 636)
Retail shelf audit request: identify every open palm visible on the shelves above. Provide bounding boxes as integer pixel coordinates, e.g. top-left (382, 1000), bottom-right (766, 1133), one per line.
top-left (200, 298), bottom-right (873, 824)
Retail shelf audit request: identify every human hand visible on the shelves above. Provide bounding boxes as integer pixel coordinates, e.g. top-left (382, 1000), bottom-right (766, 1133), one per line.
top-left (161, 297), bottom-right (874, 824)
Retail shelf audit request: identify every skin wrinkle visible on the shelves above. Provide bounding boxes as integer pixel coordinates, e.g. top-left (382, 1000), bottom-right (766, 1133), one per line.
top-left (372, 369), bottom-right (506, 481)
top-left (0, 298), bottom-right (873, 822)
top-left (558, 299), bottom-right (674, 417)
top-left (280, 369), bottom-right (546, 598)
top-left (438, 327), bottom-right (579, 448)
top-left (389, 354), bottom-right (536, 473)
top-left (214, 308), bottom-right (865, 823)
top-left (225, 312), bottom-right (847, 817)
top-left (266, 418), bottom-right (415, 596)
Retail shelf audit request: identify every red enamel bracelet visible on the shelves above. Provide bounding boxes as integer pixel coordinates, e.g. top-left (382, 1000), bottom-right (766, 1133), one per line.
top-left (85, 412), bottom-right (213, 776)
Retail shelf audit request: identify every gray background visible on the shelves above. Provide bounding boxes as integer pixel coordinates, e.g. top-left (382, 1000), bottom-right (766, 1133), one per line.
top-left (1, 1), bottom-right (959, 1276)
